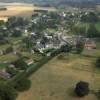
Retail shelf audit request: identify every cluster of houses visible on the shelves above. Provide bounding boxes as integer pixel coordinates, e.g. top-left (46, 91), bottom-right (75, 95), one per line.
top-left (29, 31), bottom-right (97, 53)
top-left (29, 32), bottom-right (61, 53)
top-left (0, 10), bottom-right (97, 80)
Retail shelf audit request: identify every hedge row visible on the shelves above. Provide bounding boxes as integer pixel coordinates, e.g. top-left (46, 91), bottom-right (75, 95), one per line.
top-left (8, 48), bottom-right (62, 84)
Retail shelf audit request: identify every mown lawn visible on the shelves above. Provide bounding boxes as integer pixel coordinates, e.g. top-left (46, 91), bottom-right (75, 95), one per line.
top-left (0, 53), bottom-right (18, 63)
top-left (17, 51), bottom-right (100, 100)
top-left (17, 40), bottom-right (100, 100)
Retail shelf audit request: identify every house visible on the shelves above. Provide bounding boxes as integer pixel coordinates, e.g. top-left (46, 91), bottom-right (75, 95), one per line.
top-left (0, 71), bottom-right (11, 79)
top-left (30, 32), bottom-right (36, 36)
top-left (84, 38), bottom-right (96, 50)
top-left (25, 58), bottom-right (34, 65)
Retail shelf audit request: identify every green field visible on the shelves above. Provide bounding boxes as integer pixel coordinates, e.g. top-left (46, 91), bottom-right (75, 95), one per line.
top-left (76, 22), bottom-right (100, 32)
top-left (95, 23), bottom-right (100, 32)
top-left (0, 53), bottom-right (18, 63)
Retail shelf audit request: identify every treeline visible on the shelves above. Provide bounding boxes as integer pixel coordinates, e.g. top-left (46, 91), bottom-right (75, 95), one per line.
top-left (81, 12), bottom-right (99, 23)
top-left (72, 24), bottom-right (100, 38)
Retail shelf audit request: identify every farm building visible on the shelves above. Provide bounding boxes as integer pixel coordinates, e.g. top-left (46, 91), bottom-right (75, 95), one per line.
top-left (84, 38), bottom-right (96, 50)
top-left (25, 58), bottom-right (34, 65)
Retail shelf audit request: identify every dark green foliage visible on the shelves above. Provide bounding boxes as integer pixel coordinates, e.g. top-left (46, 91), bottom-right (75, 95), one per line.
top-left (0, 35), bottom-right (8, 45)
top-left (87, 24), bottom-right (100, 38)
top-left (6, 67), bottom-right (18, 77)
top-left (15, 78), bottom-right (31, 92)
top-left (96, 57), bottom-right (100, 68)
top-left (72, 26), bottom-right (86, 35)
top-left (22, 37), bottom-right (33, 49)
top-left (13, 58), bottom-right (28, 70)
top-left (12, 29), bottom-right (22, 37)
top-left (61, 45), bottom-right (72, 53)
top-left (5, 46), bottom-right (13, 54)
top-left (75, 81), bottom-right (90, 97)
top-left (76, 41), bottom-right (84, 54)
top-left (0, 82), bottom-right (17, 100)
top-left (81, 12), bottom-right (99, 23)
top-left (43, 48), bottom-right (54, 53)
top-left (7, 17), bottom-right (28, 28)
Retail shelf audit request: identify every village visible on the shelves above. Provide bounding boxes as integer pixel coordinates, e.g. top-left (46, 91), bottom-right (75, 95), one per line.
top-left (0, 7), bottom-right (99, 79)
top-left (0, 4), bottom-right (99, 100)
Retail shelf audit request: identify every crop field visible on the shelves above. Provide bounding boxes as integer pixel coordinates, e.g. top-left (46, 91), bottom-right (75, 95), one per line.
top-left (17, 46), bottom-right (100, 100)
top-left (0, 4), bottom-right (33, 20)
top-left (0, 3), bottom-right (56, 21)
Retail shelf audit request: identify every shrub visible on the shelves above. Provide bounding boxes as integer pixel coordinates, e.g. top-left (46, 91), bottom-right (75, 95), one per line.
top-left (75, 81), bottom-right (90, 97)
top-left (13, 58), bottom-right (28, 70)
top-left (75, 41), bottom-right (84, 54)
top-left (15, 78), bottom-right (31, 92)
top-left (0, 82), bottom-right (17, 100)
top-left (6, 67), bottom-right (18, 77)
top-left (5, 46), bottom-right (13, 54)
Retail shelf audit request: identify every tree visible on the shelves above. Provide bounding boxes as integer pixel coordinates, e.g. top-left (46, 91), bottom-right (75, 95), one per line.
top-left (5, 46), bottom-right (13, 54)
top-left (61, 45), bottom-right (72, 53)
top-left (96, 57), bottom-right (100, 68)
top-left (6, 67), bottom-right (18, 77)
top-left (0, 82), bottom-right (17, 100)
top-left (72, 26), bottom-right (86, 35)
top-left (15, 78), bottom-right (31, 92)
top-left (7, 17), bottom-right (17, 28)
top-left (0, 34), bottom-right (8, 45)
top-left (75, 81), bottom-right (90, 97)
top-left (87, 24), bottom-right (100, 38)
top-left (7, 17), bottom-right (28, 28)
top-left (13, 58), bottom-right (28, 70)
top-left (76, 41), bottom-right (84, 54)
top-left (81, 12), bottom-right (99, 23)
top-left (12, 29), bottom-right (22, 37)
top-left (22, 37), bottom-right (33, 49)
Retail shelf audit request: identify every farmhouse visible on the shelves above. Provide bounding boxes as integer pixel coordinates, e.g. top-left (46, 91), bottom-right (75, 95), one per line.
top-left (25, 58), bottom-right (34, 65)
top-left (84, 38), bottom-right (96, 50)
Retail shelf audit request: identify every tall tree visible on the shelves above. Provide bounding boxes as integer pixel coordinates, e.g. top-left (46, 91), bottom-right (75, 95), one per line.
top-left (87, 24), bottom-right (100, 38)
top-left (0, 82), bottom-right (17, 100)
top-left (76, 40), bottom-right (84, 54)
top-left (15, 78), bottom-right (31, 92)
top-left (75, 81), bottom-right (90, 97)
